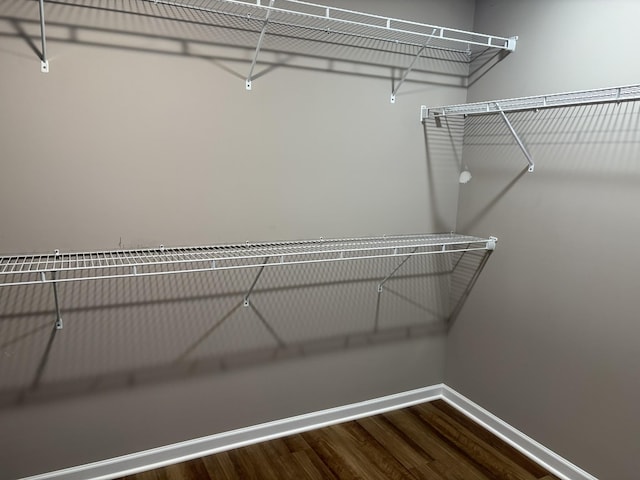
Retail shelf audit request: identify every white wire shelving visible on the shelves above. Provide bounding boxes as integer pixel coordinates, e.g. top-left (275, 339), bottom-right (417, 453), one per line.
top-left (36, 0), bottom-right (516, 98)
top-left (421, 84), bottom-right (640, 119)
top-left (420, 83), bottom-right (640, 173)
top-left (0, 233), bottom-right (496, 287)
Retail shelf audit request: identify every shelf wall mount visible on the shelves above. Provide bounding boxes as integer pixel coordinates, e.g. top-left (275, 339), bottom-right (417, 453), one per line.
top-left (420, 83), bottom-right (640, 173)
top-left (38, 0), bottom-right (49, 72)
top-left (245, 0), bottom-right (275, 90)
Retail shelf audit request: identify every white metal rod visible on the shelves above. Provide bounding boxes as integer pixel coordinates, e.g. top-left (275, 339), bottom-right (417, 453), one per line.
top-left (391, 45), bottom-right (426, 103)
top-left (51, 272), bottom-right (63, 330)
top-left (377, 247), bottom-right (419, 292)
top-left (497, 106), bottom-right (535, 172)
top-left (391, 28), bottom-right (437, 103)
top-left (38, 0), bottom-right (49, 72)
top-left (244, 257), bottom-right (270, 306)
top-left (246, 0), bottom-right (275, 89)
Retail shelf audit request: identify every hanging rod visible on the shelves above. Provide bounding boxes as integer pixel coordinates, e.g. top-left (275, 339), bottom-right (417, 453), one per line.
top-left (420, 83), bottom-right (640, 119)
top-left (0, 233), bottom-right (497, 287)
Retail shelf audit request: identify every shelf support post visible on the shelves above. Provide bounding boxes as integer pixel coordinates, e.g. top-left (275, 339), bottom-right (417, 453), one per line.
top-left (38, 0), bottom-right (49, 73)
top-left (391, 29), bottom-right (437, 104)
top-left (496, 104), bottom-right (535, 172)
top-left (246, 0), bottom-right (275, 90)
top-left (50, 271), bottom-right (63, 329)
top-left (377, 247), bottom-right (418, 292)
top-left (244, 257), bottom-right (270, 307)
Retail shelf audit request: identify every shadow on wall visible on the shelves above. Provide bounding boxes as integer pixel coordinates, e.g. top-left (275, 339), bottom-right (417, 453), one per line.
top-left (0, 251), bottom-right (490, 408)
top-left (452, 101), bottom-right (640, 232)
top-left (1, 0), bottom-right (509, 91)
top-left (462, 101), bottom-right (640, 179)
top-left (422, 114), bottom-right (467, 231)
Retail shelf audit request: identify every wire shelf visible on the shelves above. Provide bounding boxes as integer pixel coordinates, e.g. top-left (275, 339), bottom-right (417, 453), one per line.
top-left (422, 83), bottom-right (640, 119)
top-left (0, 234), bottom-right (497, 287)
top-left (139, 0), bottom-right (516, 56)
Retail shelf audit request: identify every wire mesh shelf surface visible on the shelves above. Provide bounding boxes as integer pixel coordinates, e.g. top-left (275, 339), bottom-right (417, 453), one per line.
top-left (0, 234), bottom-right (496, 287)
top-left (139, 0), bottom-right (515, 56)
top-left (423, 83), bottom-right (640, 118)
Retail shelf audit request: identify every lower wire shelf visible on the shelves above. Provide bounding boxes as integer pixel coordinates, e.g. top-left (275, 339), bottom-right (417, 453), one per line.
top-left (0, 233), bottom-right (496, 287)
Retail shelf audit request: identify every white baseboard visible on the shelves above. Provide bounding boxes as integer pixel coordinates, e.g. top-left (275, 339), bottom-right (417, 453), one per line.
top-left (21, 383), bottom-right (597, 480)
top-left (441, 385), bottom-right (598, 480)
top-left (20, 385), bottom-right (444, 480)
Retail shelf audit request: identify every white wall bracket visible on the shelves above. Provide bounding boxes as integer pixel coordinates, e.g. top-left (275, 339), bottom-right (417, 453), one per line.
top-left (38, 0), bottom-right (49, 73)
top-left (50, 271), bottom-right (63, 330)
top-left (377, 247), bottom-right (419, 292)
top-left (390, 29), bottom-right (436, 104)
top-left (246, 0), bottom-right (275, 91)
top-left (495, 105), bottom-right (535, 172)
top-left (243, 256), bottom-right (270, 307)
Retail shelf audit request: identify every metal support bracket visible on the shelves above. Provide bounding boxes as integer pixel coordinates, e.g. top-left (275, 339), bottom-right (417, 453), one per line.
top-left (244, 257), bottom-right (270, 307)
top-left (246, 0), bottom-right (275, 90)
top-left (377, 247), bottom-right (418, 292)
top-left (390, 29), bottom-right (437, 104)
top-left (38, 0), bottom-right (49, 73)
top-left (420, 105), bottom-right (429, 123)
top-left (51, 271), bottom-right (63, 329)
top-left (496, 104), bottom-right (535, 172)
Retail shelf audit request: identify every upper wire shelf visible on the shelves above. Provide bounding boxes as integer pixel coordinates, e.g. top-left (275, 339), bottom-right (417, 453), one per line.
top-left (144, 0), bottom-right (517, 55)
top-left (421, 83), bottom-right (640, 119)
top-left (0, 233), bottom-right (497, 287)
top-left (36, 0), bottom-right (517, 91)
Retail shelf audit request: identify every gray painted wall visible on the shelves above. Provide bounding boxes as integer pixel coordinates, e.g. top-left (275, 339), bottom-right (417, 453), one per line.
top-left (447, 1), bottom-right (640, 478)
top-left (0, 0), bottom-right (476, 477)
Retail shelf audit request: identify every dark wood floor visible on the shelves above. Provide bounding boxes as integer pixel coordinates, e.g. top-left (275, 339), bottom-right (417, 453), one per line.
top-left (120, 400), bottom-right (560, 480)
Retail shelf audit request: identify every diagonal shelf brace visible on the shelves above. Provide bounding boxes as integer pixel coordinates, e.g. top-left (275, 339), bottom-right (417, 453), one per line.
top-left (38, 0), bottom-right (49, 72)
top-left (50, 271), bottom-right (63, 329)
top-left (377, 247), bottom-right (419, 292)
top-left (495, 104), bottom-right (535, 172)
top-left (244, 256), bottom-right (270, 307)
top-left (390, 28), bottom-right (437, 104)
top-left (246, 0), bottom-right (275, 90)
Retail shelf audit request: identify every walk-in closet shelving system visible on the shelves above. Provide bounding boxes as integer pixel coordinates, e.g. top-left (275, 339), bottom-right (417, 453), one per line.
top-left (13, 0), bottom-right (514, 331)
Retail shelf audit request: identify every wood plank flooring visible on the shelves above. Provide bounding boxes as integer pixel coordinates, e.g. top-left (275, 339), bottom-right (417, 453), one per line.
top-left (120, 400), bottom-right (560, 480)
